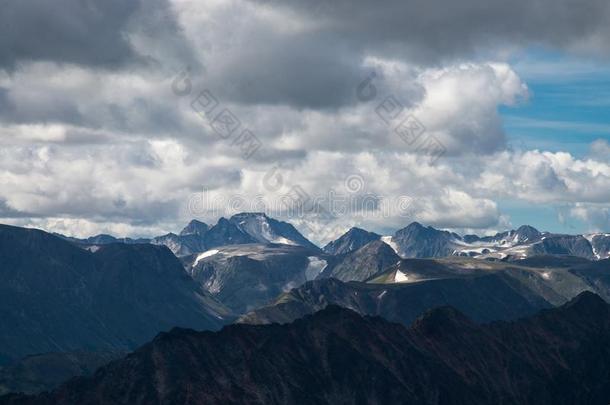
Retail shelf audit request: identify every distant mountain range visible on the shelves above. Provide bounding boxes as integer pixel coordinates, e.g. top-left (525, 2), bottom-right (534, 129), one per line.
top-left (5, 292), bottom-right (610, 405)
top-left (57, 213), bottom-right (610, 262)
top-left (59, 213), bottom-right (319, 257)
top-left (326, 222), bottom-right (610, 261)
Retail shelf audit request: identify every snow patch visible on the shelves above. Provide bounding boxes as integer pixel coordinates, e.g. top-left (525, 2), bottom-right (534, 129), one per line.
top-left (394, 270), bottom-right (409, 283)
top-left (270, 236), bottom-right (297, 246)
top-left (194, 249), bottom-right (220, 266)
top-left (381, 236), bottom-right (400, 255)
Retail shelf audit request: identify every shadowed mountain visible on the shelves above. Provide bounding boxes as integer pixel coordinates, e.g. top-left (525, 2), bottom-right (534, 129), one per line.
top-left (319, 240), bottom-right (400, 282)
top-left (5, 292), bottom-right (610, 405)
top-left (0, 224), bottom-right (230, 364)
top-left (515, 255), bottom-right (593, 268)
top-left (531, 235), bottom-right (595, 259)
top-left (369, 256), bottom-right (610, 305)
top-left (391, 222), bottom-right (461, 258)
top-left (239, 273), bottom-right (551, 326)
top-left (202, 217), bottom-right (257, 248)
top-left (0, 351), bottom-right (124, 396)
top-left (240, 255), bottom-right (610, 325)
top-left (179, 219), bottom-right (209, 237)
top-left (322, 227), bottom-right (381, 255)
top-left (187, 244), bottom-right (328, 313)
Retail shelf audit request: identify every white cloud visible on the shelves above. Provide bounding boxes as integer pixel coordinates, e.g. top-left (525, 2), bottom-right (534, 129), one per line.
top-left (1, 0), bottom-right (610, 241)
top-left (590, 139), bottom-right (610, 161)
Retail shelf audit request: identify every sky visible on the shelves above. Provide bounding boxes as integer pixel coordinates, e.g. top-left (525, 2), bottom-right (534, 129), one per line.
top-left (1, 0), bottom-right (610, 244)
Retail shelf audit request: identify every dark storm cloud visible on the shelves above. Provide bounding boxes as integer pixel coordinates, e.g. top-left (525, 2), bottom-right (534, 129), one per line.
top-left (0, 0), bottom-right (140, 69)
top-left (200, 0), bottom-right (610, 109)
top-left (207, 33), bottom-right (366, 109)
top-left (254, 0), bottom-right (610, 62)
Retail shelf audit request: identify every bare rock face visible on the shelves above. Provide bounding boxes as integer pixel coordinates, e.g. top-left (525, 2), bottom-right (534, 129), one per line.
top-left (188, 244), bottom-right (323, 313)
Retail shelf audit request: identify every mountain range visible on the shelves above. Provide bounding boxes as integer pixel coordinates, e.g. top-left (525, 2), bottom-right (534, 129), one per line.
top-left (4, 292), bottom-right (610, 405)
top-left (327, 222), bottom-right (610, 261)
top-left (60, 213), bottom-right (319, 257)
top-left (240, 254), bottom-right (610, 325)
top-left (58, 214), bottom-right (610, 262)
top-left (2, 214), bottom-right (610, 398)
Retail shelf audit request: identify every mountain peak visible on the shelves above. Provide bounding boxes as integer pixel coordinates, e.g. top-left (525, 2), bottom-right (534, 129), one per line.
top-left (180, 220), bottom-right (209, 236)
top-left (563, 290), bottom-right (607, 313)
top-left (323, 227), bottom-right (381, 255)
top-left (305, 304), bottom-right (364, 323)
top-left (346, 226), bottom-right (371, 234)
top-left (230, 212), bottom-right (268, 220)
top-left (516, 225), bottom-right (539, 233)
top-left (412, 306), bottom-right (475, 335)
top-left (227, 212), bottom-right (318, 250)
top-left (514, 225), bottom-right (541, 241)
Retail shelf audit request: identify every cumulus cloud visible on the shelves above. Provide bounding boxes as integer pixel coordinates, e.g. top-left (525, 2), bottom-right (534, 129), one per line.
top-left (590, 139), bottom-right (610, 161)
top-left (1, 0), bottom-right (610, 241)
top-left (571, 204), bottom-right (610, 231)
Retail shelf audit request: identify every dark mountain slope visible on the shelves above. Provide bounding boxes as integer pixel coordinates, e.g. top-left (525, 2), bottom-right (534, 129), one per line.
top-left (0, 351), bottom-right (124, 396)
top-left (5, 292), bottom-right (610, 405)
top-left (239, 273), bottom-right (550, 326)
top-left (0, 225), bottom-right (230, 364)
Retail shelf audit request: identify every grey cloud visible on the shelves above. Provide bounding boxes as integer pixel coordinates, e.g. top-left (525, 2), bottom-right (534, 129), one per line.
top-left (0, 0), bottom-right (194, 72)
top-left (205, 33), bottom-right (368, 109)
top-left (0, 0), bottom-right (141, 69)
top-left (0, 198), bottom-right (35, 219)
top-left (254, 0), bottom-right (610, 62)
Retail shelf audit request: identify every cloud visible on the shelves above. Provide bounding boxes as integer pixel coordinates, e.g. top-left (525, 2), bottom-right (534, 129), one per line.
top-left (0, 0), bottom-right (141, 69)
top-left (0, 0), bottom-right (196, 73)
top-left (590, 139), bottom-right (610, 161)
top-left (570, 204), bottom-right (610, 232)
top-left (253, 0), bottom-right (610, 61)
top-left (1, 0), bottom-right (610, 240)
